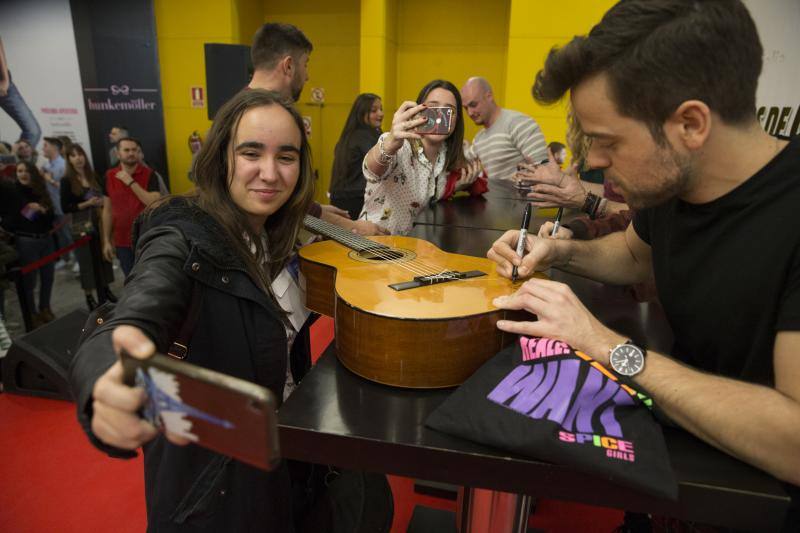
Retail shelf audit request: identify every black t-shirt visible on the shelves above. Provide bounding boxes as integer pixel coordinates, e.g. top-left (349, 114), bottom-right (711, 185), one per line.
top-left (633, 135), bottom-right (800, 385)
top-left (634, 136), bottom-right (800, 527)
top-left (329, 126), bottom-right (380, 198)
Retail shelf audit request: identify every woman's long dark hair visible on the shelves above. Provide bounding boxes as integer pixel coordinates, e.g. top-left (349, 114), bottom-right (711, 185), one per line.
top-left (331, 93), bottom-right (381, 184)
top-left (415, 80), bottom-right (465, 171)
top-left (190, 89), bottom-right (314, 289)
top-left (17, 161), bottom-right (53, 211)
top-left (64, 144), bottom-right (101, 196)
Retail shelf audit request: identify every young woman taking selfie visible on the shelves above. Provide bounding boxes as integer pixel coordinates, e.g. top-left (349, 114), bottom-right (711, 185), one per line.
top-left (69, 89), bottom-right (317, 531)
top-left (361, 79), bottom-right (484, 235)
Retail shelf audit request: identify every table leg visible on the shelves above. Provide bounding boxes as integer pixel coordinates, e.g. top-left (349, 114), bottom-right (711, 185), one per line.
top-left (456, 487), bottom-right (532, 533)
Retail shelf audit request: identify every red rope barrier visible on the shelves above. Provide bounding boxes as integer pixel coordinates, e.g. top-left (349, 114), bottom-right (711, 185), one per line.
top-left (20, 234), bottom-right (92, 274)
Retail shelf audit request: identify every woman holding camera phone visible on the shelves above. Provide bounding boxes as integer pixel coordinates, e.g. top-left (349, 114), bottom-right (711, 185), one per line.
top-left (362, 79), bottom-right (484, 234)
top-left (69, 90), bottom-right (318, 531)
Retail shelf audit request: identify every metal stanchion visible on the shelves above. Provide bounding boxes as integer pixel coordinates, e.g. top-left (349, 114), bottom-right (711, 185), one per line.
top-left (457, 488), bottom-right (532, 533)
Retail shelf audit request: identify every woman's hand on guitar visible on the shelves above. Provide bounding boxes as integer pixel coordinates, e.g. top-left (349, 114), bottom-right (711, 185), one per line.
top-left (487, 230), bottom-right (562, 279)
top-left (352, 219), bottom-right (389, 236)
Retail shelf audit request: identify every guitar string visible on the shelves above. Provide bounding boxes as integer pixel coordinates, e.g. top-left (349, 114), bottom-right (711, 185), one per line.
top-left (313, 228), bottom-right (463, 280)
top-left (305, 220), bottom-right (467, 280)
top-left (306, 220), bottom-right (451, 277)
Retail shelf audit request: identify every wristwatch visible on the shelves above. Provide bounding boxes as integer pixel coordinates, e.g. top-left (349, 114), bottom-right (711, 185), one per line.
top-left (609, 340), bottom-right (646, 377)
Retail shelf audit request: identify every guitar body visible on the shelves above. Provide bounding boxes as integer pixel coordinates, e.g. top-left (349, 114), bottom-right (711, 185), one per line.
top-left (299, 235), bottom-right (535, 388)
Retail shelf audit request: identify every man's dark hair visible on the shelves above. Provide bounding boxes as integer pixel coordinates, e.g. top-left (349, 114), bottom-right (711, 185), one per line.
top-left (548, 141), bottom-right (566, 153)
top-left (43, 136), bottom-right (63, 150)
top-left (251, 22), bottom-right (313, 71)
top-left (116, 137), bottom-right (141, 149)
top-left (111, 125), bottom-right (129, 134)
top-left (532, 0), bottom-right (763, 139)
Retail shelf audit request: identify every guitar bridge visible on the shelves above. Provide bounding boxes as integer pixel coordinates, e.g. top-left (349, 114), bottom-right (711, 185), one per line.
top-left (388, 270), bottom-right (486, 291)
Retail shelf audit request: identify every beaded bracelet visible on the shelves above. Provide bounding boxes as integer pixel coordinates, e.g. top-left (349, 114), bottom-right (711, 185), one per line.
top-left (581, 192), bottom-right (604, 220)
top-left (377, 133), bottom-right (396, 165)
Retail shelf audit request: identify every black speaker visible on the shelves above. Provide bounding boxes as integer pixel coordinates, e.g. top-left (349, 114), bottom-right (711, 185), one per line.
top-left (1, 309), bottom-right (89, 401)
top-left (204, 43), bottom-right (252, 120)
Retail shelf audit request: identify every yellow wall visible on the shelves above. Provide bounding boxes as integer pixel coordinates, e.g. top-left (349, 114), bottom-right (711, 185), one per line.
top-left (503, 0), bottom-right (617, 151)
top-left (154, 0), bottom-right (618, 195)
top-left (154, 0), bottom-right (239, 194)
top-left (263, 0), bottom-right (361, 204)
top-left (360, 0), bottom-right (397, 118)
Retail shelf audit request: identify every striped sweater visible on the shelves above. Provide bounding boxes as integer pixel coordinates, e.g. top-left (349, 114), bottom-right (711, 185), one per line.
top-left (471, 109), bottom-right (548, 181)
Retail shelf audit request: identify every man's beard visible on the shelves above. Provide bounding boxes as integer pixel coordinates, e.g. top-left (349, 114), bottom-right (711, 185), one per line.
top-left (290, 76), bottom-right (303, 102)
top-left (617, 145), bottom-right (694, 210)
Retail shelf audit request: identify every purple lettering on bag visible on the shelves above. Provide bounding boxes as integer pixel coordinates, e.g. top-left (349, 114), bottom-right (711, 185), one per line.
top-left (509, 362), bottom-right (556, 414)
top-left (561, 368), bottom-right (621, 437)
top-left (529, 359), bottom-right (580, 425)
top-left (487, 362), bottom-right (555, 415)
top-left (486, 365), bottom-right (534, 404)
top-left (598, 386), bottom-right (636, 437)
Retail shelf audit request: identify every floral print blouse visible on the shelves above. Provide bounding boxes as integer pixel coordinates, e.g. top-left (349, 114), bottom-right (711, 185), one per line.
top-left (361, 139), bottom-right (448, 235)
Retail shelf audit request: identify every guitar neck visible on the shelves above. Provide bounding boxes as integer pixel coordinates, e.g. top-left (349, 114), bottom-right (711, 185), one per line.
top-left (303, 215), bottom-right (387, 252)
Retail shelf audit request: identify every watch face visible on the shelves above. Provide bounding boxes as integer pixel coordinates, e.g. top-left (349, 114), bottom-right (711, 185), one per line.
top-left (610, 344), bottom-right (645, 376)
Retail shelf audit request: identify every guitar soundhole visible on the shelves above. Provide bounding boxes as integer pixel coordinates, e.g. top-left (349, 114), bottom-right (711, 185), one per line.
top-left (349, 247), bottom-right (414, 263)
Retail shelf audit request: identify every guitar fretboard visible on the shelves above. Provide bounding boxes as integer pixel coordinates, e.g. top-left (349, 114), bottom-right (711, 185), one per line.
top-left (303, 215), bottom-right (389, 253)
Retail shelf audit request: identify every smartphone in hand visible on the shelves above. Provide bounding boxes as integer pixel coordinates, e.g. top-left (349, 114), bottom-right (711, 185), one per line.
top-left (415, 107), bottom-right (454, 135)
top-left (121, 350), bottom-right (281, 471)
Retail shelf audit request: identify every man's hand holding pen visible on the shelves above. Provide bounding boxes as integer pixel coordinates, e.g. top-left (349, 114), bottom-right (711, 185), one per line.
top-left (487, 229), bottom-right (564, 280)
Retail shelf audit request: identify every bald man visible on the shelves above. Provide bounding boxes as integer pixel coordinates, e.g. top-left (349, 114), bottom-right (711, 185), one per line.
top-left (461, 77), bottom-right (547, 181)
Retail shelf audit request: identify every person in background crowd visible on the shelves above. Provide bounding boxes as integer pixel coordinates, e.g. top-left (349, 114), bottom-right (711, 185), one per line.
top-left (61, 143), bottom-right (115, 310)
top-left (0, 140), bottom-right (16, 180)
top-left (57, 135), bottom-right (72, 155)
top-left (136, 144), bottom-right (169, 195)
top-left (329, 93), bottom-right (383, 219)
top-left (70, 89), bottom-right (318, 532)
top-left (247, 21), bottom-right (386, 235)
top-left (361, 79), bottom-right (484, 234)
top-left (13, 138), bottom-right (37, 165)
top-left (0, 226), bottom-right (18, 354)
top-left (41, 136), bottom-right (74, 268)
top-left (0, 162), bottom-right (56, 327)
top-left (107, 125), bottom-right (128, 169)
top-left (488, 1), bottom-right (799, 530)
top-left (461, 76), bottom-right (547, 181)
top-left (101, 137), bottom-right (162, 277)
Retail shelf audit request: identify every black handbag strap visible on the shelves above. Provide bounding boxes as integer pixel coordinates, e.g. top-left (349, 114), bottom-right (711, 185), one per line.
top-left (167, 281), bottom-right (204, 360)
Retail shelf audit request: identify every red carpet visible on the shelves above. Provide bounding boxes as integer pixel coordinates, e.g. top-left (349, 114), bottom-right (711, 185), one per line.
top-left (0, 316), bottom-right (622, 532)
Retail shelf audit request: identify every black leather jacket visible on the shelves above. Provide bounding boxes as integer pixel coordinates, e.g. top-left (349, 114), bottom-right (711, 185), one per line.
top-left (69, 198), bottom-right (312, 532)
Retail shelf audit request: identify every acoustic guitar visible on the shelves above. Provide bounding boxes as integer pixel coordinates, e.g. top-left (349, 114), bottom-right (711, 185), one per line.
top-left (298, 215), bottom-right (536, 388)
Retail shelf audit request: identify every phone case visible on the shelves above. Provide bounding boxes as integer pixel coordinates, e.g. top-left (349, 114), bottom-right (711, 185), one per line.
top-left (416, 107), bottom-right (454, 135)
top-left (121, 350), bottom-right (281, 471)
